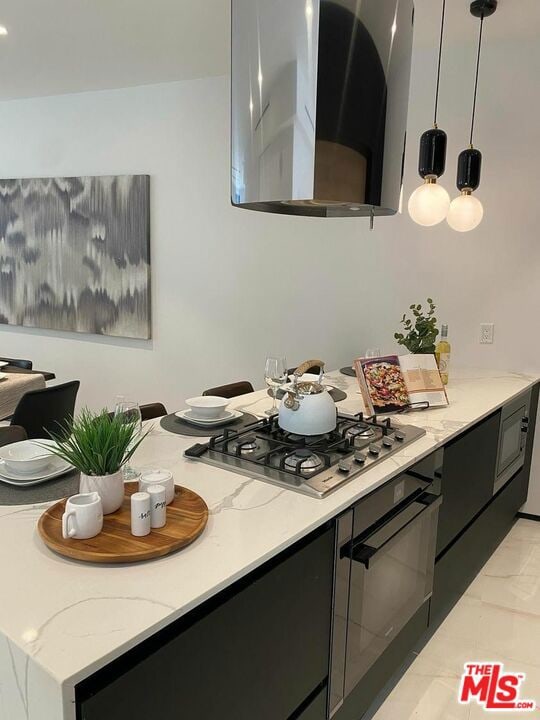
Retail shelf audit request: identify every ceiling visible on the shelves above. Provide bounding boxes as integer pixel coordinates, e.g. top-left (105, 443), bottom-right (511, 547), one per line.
top-left (0, 0), bottom-right (229, 100)
top-left (0, 0), bottom-right (535, 103)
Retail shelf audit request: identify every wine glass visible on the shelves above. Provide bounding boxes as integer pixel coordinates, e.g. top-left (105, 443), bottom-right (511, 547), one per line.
top-left (264, 356), bottom-right (288, 416)
top-left (365, 348), bottom-right (382, 359)
top-left (114, 400), bottom-right (142, 480)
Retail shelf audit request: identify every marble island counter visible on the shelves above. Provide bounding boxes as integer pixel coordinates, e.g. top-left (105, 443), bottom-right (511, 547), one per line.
top-left (0, 368), bottom-right (538, 720)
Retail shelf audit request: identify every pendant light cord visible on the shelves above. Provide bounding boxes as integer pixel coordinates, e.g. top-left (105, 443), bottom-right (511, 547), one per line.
top-left (469, 13), bottom-right (485, 146)
top-left (433, 0), bottom-right (446, 127)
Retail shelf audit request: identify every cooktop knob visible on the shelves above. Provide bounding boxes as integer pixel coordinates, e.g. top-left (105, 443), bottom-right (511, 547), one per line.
top-left (338, 459), bottom-right (352, 473)
top-left (394, 430), bottom-right (406, 441)
top-left (382, 436), bottom-right (395, 448)
top-left (368, 443), bottom-right (381, 456)
top-left (354, 451), bottom-right (367, 464)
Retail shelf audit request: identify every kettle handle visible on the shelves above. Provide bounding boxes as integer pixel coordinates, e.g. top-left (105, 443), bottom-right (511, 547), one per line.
top-left (294, 359), bottom-right (325, 381)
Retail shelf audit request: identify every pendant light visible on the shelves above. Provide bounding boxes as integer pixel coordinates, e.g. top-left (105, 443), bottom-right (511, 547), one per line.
top-left (408, 0), bottom-right (450, 227)
top-left (447, 0), bottom-right (497, 232)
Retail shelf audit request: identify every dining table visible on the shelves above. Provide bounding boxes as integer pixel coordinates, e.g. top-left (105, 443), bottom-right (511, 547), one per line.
top-left (2, 365), bottom-right (56, 381)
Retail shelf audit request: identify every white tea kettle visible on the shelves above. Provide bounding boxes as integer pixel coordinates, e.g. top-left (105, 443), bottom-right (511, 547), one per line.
top-left (278, 360), bottom-right (337, 436)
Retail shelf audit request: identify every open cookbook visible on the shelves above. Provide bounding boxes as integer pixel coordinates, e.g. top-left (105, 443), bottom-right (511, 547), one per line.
top-left (354, 354), bottom-right (448, 415)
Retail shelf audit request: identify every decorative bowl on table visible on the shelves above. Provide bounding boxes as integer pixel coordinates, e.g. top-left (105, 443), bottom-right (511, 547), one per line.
top-left (185, 396), bottom-right (230, 420)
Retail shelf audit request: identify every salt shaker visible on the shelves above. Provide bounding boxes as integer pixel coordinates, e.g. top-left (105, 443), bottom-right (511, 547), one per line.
top-left (148, 485), bottom-right (167, 529)
top-left (131, 491), bottom-right (151, 537)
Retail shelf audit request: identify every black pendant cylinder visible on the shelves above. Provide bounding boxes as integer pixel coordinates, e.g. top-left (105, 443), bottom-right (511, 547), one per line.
top-left (470, 0), bottom-right (498, 18)
top-left (418, 128), bottom-right (447, 179)
top-left (456, 147), bottom-right (482, 191)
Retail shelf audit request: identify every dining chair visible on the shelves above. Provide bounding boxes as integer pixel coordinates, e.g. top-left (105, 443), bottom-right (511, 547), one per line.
top-left (0, 356), bottom-right (33, 370)
top-left (203, 381), bottom-right (254, 399)
top-left (108, 403), bottom-right (168, 422)
top-left (140, 403), bottom-right (168, 421)
top-left (10, 381), bottom-right (80, 439)
top-left (0, 425), bottom-right (27, 447)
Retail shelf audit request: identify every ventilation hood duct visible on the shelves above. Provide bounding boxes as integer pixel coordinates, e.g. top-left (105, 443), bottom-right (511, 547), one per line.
top-left (231, 0), bottom-right (414, 218)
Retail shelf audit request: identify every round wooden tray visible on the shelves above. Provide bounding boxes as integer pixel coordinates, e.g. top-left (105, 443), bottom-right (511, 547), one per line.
top-left (37, 482), bottom-right (208, 564)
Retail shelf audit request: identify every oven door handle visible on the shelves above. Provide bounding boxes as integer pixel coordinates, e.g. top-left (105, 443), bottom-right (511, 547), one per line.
top-left (349, 493), bottom-right (442, 569)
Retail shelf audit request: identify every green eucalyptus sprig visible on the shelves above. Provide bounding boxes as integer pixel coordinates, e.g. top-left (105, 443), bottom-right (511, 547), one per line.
top-left (46, 409), bottom-right (149, 476)
top-left (394, 298), bottom-right (439, 354)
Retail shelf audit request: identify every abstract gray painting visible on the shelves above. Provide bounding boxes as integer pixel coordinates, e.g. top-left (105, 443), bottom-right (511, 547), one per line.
top-left (0, 175), bottom-right (150, 339)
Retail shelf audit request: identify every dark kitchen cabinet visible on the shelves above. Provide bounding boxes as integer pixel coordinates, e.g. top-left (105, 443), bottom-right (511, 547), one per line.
top-left (293, 687), bottom-right (327, 720)
top-left (521, 383), bottom-right (540, 504)
top-left (431, 464), bottom-right (529, 624)
top-left (436, 411), bottom-right (500, 555)
top-left (432, 383), bottom-right (539, 625)
top-left (77, 526), bottom-right (335, 720)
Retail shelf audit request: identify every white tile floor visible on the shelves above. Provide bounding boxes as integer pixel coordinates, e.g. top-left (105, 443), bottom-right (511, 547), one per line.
top-left (372, 519), bottom-right (540, 719)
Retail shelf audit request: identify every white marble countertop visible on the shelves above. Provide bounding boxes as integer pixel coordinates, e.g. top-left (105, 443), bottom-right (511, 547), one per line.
top-left (0, 368), bottom-right (537, 720)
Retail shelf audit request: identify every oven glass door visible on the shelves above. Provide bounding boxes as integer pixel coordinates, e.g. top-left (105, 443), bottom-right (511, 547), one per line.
top-left (344, 493), bottom-right (441, 695)
top-left (498, 406), bottom-right (526, 476)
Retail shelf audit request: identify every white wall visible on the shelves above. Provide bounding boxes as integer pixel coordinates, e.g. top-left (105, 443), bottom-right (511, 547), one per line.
top-left (0, 0), bottom-right (539, 505)
top-left (0, 77), bottom-right (385, 411)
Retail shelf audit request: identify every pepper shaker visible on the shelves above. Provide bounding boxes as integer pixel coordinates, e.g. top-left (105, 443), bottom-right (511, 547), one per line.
top-left (148, 485), bottom-right (167, 529)
top-left (131, 491), bottom-right (151, 537)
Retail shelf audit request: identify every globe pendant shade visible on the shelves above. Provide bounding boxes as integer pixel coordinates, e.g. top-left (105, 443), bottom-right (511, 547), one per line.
top-left (408, 182), bottom-right (450, 226)
top-left (446, 193), bottom-right (484, 232)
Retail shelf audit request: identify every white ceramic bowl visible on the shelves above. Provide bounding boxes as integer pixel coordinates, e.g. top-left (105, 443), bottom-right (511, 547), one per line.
top-left (0, 440), bottom-right (56, 474)
top-left (185, 396), bottom-right (230, 420)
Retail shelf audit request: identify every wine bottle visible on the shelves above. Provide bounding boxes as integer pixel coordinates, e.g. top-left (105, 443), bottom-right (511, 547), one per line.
top-left (436, 324), bottom-right (451, 385)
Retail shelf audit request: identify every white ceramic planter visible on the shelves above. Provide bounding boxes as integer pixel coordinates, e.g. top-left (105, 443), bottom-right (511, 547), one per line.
top-left (79, 470), bottom-right (124, 515)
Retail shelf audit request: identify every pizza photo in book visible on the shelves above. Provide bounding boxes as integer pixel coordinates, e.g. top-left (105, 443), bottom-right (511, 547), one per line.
top-left (354, 354), bottom-right (448, 415)
top-left (354, 355), bottom-right (409, 414)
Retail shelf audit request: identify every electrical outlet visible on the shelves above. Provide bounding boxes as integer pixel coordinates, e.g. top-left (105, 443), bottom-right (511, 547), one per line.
top-left (480, 323), bottom-right (495, 344)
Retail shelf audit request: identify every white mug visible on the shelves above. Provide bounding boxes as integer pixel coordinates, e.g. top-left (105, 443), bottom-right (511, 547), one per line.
top-left (62, 492), bottom-right (103, 540)
top-left (139, 469), bottom-right (175, 505)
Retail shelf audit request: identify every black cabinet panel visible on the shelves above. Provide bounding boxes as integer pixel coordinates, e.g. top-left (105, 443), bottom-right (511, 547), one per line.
top-left (292, 687), bottom-right (327, 720)
top-left (436, 411), bottom-right (500, 555)
top-left (523, 384), bottom-right (540, 485)
top-left (79, 528), bottom-right (334, 720)
top-left (431, 468), bottom-right (528, 624)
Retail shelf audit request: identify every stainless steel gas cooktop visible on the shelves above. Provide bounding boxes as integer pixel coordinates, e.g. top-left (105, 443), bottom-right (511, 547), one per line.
top-left (184, 413), bottom-right (426, 498)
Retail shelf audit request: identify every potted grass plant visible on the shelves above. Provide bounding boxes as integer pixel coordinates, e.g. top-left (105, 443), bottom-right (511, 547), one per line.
top-left (48, 409), bottom-right (148, 514)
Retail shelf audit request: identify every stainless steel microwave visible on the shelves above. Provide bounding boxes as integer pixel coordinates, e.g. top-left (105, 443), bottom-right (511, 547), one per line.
top-left (494, 390), bottom-right (531, 495)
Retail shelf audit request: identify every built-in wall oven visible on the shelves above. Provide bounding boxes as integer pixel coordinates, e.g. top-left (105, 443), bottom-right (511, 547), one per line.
top-left (328, 450), bottom-right (443, 718)
top-left (494, 390), bottom-right (531, 495)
